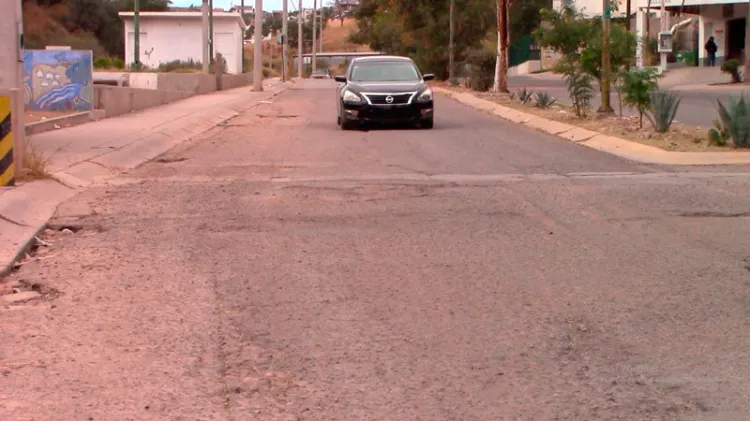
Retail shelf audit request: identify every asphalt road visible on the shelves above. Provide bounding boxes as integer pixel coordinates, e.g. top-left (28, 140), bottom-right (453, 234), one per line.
top-left (2, 80), bottom-right (750, 421)
top-left (509, 74), bottom-right (750, 128)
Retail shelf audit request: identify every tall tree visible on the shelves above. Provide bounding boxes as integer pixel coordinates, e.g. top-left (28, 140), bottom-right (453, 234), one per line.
top-left (493, 0), bottom-right (512, 93)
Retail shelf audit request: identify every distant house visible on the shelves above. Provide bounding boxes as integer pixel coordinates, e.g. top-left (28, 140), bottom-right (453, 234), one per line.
top-left (229, 5), bottom-right (254, 15)
top-left (119, 11), bottom-right (247, 74)
top-left (338, 0), bottom-right (359, 13)
top-left (552, 0), bottom-right (627, 18)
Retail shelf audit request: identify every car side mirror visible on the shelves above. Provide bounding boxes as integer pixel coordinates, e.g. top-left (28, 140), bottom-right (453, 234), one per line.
top-left (423, 74), bottom-right (435, 82)
top-left (335, 75), bottom-right (347, 83)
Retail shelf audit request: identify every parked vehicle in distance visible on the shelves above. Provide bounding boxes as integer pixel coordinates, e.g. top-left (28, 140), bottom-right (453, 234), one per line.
top-left (310, 69), bottom-right (332, 79)
top-left (335, 56), bottom-right (435, 130)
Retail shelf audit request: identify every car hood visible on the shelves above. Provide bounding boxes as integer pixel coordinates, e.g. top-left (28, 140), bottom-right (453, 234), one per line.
top-left (346, 81), bottom-right (426, 94)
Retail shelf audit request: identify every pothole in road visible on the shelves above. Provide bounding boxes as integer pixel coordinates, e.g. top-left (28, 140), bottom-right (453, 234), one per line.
top-left (677, 211), bottom-right (750, 218)
top-left (281, 184), bottom-right (441, 202)
top-left (156, 157), bottom-right (189, 164)
top-left (256, 114), bottom-right (299, 119)
top-left (1, 278), bottom-right (62, 306)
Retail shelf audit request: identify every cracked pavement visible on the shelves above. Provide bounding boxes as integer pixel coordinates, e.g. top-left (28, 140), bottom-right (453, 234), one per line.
top-left (1, 79), bottom-right (749, 421)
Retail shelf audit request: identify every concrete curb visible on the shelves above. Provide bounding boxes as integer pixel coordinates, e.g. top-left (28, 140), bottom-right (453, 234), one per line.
top-left (434, 87), bottom-right (750, 166)
top-left (25, 111), bottom-right (106, 136)
top-left (0, 84), bottom-right (288, 277)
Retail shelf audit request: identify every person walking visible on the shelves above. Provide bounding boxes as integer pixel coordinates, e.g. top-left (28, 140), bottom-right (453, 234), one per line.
top-left (705, 36), bottom-right (718, 67)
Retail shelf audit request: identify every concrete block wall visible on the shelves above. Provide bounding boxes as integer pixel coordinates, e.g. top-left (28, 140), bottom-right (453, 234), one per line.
top-left (92, 72), bottom-right (253, 118)
top-left (93, 86), bottom-right (195, 118)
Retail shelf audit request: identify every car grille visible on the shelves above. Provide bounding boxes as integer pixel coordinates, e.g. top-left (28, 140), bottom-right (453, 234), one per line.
top-left (364, 93), bottom-right (414, 105)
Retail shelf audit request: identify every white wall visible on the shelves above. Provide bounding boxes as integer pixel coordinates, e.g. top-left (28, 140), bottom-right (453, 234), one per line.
top-left (122, 15), bottom-right (244, 74)
top-left (697, 2), bottom-right (748, 65)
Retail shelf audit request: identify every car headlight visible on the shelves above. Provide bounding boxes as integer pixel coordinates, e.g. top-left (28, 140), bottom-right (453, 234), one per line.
top-left (418, 88), bottom-right (433, 101)
top-left (342, 90), bottom-right (363, 103)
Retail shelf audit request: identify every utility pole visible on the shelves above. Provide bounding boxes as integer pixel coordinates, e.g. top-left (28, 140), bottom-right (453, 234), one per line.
top-left (449, 0), bottom-right (455, 85)
top-left (660, 0), bottom-right (667, 71)
top-left (626, 0), bottom-right (631, 31)
top-left (598, 0), bottom-right (614, 114)
top-left (253, 0), bottom-right (263, 90)
top-left (0, 0), bottom-right (25, 180)
top-left (241, 0), bottom-right (245, 72)
top-left (134, 0), bottom-right (140, 67)
top-left (312, 0), bottom-right (317, 71)
top-left (202, 0), bottom-right (209, 72)
top-left (282, 0), bottom-right (288, 81)
top-left (209, 0), bottom-right (214, 61)
top-left (298, 0), bottom-right (303, 78)
top-left (319, 7), bottom-right (323, 53)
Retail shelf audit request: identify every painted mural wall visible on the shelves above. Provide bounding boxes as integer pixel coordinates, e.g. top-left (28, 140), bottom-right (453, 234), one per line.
top-left (22, 50), bottom-right (94, 112)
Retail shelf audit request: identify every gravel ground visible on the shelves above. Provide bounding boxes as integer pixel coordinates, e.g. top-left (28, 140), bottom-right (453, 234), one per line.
top-left (1, 80), bottom-right (749, 421)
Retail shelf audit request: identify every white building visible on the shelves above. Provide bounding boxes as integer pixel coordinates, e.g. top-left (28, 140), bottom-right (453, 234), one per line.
top-left (119, 12), bottom-right (247, 74)
top-left (553, 0), bottom-right (628, 18)
top-left (636, 0), bottom-right (748, 67)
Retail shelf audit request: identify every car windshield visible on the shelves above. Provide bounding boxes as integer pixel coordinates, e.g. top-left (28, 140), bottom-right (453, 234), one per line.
top-left (349, 61), bottom-right (421, 82)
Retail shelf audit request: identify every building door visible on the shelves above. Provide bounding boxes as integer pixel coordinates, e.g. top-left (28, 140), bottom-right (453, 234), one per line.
top-left (726, 18), bottom-right (746, 61)
top-left (214, 32), bottom-right (237, 74)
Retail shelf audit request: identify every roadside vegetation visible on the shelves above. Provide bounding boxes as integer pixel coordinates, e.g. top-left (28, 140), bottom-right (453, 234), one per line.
top-left (21, 138), bottom-right (53, 181)
top-left (376, 0), bottom-right (747, 151)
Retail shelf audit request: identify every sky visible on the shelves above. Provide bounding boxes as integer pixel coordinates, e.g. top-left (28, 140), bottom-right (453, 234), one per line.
top-left (171, 0), bottom-right (329, 12)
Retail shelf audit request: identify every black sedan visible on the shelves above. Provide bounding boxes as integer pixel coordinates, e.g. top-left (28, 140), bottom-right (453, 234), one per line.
top-left (335, 56), bottom-right (435, 130)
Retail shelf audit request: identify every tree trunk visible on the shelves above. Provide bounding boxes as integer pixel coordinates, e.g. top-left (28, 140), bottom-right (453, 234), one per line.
top-left (493, 0), bottom-right (510, 93)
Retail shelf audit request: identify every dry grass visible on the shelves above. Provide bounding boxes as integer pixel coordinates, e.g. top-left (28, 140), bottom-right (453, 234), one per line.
top-left (20, 138), bottom-right (53, 181)
top-left (440, 84), bottom-right (736, 153)
top-left (321, 18), bottom-right (371, 52)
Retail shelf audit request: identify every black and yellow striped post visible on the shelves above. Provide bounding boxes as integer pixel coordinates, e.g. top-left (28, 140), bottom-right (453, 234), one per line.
top-left (0, 95), bottom-right (15, 186)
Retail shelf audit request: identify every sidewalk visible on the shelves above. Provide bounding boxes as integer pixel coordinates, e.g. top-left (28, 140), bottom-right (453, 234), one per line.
top-left (1, 79), bottom-right (290, 275)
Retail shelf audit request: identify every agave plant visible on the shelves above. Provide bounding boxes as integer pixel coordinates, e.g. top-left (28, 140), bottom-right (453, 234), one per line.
top-left (516, 87), bottom-right (534, 104)
top-left (645, 91), bottom-right (681, 133)
top-left (534, 91), bottom-right (556, 108)
top-left (716, 94), bottom-right (750, 148)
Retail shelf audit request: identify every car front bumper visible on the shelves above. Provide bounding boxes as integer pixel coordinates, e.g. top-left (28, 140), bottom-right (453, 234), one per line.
top-left (342, 101), bottom-right (434, 124)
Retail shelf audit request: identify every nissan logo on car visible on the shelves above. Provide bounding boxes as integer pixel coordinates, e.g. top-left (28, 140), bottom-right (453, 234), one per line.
top-left (385, 95), bottom-right (394, 104)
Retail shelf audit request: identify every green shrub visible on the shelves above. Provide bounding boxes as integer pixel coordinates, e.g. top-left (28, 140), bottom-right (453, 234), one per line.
top-left (157, 59), bottom-right (202, 73)
top-left (112, 58), bottom-right (125, 69)
top-left (465, 47), bottom-right (496, 92)
top-left (93, 56), bottom-right (112, 69)
top-left (619, 67), bottom-right (661, 128)
top-left (559, 62), bottom-right (594, 118)
top-left (646, 91), bottom-right (681, 133)
top-left (716, 95), bottom-right (750, 148)
top-left (534, 91), bottom-right (556, 108)
top-left (721, 59), bottom-right (742, 83)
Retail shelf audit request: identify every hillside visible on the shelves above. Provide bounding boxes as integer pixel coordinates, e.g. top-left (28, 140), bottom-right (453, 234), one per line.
top-left (321, 18), bottom-right (371, 52)
top-left (23, 2), bottom-right (108, 56)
